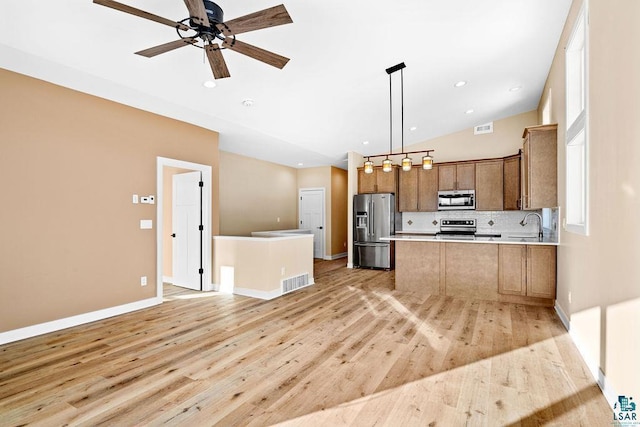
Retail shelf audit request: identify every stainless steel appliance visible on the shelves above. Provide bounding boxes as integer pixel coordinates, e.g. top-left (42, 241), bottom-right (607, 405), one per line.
top-left (353, 193), bottom-right (399, 269)
top-left (437, 189), bottom-right (476, 210)
top-left (436, 218), bottom-right (477, 239)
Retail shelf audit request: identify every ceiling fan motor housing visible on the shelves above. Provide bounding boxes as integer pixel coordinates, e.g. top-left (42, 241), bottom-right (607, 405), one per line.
top-left (203, 0), bottom-right (224, 25)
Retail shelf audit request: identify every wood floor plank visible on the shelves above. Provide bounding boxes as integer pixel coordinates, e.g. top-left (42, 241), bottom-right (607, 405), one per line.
top-left (0, 260), bottom-right (613, 426)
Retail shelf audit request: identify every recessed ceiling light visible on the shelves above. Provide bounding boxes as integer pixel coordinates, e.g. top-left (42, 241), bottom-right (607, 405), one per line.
top-left (203, 80), bottom-right (216, 88)
top-left (362, 141), bottom-right (370, 145)
top-left (509, 86), bottom-right (523, 92)
top-left (410, 126), bottom-right (417, 131)
top-left (297, 163), bottom-right (304, 166)
top-left (465, 109), bottom-right (474, 114)
top-left (454, 81), bottom-right (467, 88)
top-left (242, 99), bottom-right (254, 107)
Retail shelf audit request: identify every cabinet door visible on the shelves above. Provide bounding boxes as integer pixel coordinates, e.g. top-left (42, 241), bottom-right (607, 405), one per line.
top-left (527, 245), bottom-right (557, 299)
top-left (445, 243), bottom-right (499, 301)
top-left (398, 167), bottom-right (418, 211)
top-left (456, 163), bottom-right (476, 190)
top-left (438, 164), bottom-right (456, 190)
top-left (521, 137), bottom-right (531, 209)
top-left (527, 127), bottom-right (558, 209)
top-left (503, 155), bottom-right (521, 210)
top-left (476, 160), bottom-right (504, 211)
top-left (376, 167), bottom-right (398, 194)
top-left (358, 168), bottom-right (376, 193)
top-left (498, 244), bottom-right (527, 295)
top-left (418, 165), bottom-right (439, 211)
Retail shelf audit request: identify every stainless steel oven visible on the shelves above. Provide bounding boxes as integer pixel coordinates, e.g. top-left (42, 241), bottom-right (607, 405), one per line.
top-left (437, 189), bottom-right (475, 210)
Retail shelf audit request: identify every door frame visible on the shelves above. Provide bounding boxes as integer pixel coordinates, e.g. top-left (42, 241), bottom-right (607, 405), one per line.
top-left (298, 187), bottom-right (326, 260)
top-left (157, 157), bottom-right (212, 297)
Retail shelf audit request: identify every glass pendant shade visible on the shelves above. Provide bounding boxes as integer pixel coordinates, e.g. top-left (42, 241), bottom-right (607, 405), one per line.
top-left (422, 155), bottom-right (433, 170)
top-left (382, 158), bottom-right (393, 172)
top-left (363, 159), bottom-right (374, 174)
top-left (402, 156), bottom-right (412, 171)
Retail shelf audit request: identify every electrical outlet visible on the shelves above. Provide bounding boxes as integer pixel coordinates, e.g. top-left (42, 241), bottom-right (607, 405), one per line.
top-left (568, 291), bottom-right (572, 304)
top-left (281, 267), bottom-right (285, 276)
top-left (148, 195), bottom-right (155, 205)
top-left (132, 194), bottom-right (139, 204)
top-left (141, 276), bottom-right (147, 286)
top-left (140, 196), bottom-right (150, 204)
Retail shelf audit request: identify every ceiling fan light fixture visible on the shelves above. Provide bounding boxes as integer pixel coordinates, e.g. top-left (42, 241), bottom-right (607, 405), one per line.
top-left (242, 99), bottom-right (254, 107)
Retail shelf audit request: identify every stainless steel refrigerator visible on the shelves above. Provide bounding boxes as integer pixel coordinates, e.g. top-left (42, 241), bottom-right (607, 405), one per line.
top-left (353, 193), bottom-right (399, 269)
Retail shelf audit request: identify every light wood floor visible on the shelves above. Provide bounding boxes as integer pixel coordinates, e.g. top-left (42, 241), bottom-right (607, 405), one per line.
top-left (0, 260), bottom-right (612, 426)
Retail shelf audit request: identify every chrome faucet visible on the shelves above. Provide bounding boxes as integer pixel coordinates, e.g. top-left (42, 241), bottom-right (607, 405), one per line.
top-left (520, 212), bottom-right (543, 239)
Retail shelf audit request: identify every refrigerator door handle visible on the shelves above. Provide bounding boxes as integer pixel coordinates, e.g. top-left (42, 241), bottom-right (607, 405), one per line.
top-left (370, 201), bottom-right (375, 237)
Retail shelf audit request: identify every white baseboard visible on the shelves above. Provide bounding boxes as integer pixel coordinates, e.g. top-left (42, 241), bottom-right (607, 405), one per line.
top-left (324, 252), bottom-right (347, 260)
top-left (556, 303), bottom-right (618, 412)
top-left (0, 297), bottom-right (162, 345)
top-left (347, 262), bottom-right (354, 269)
top-left (233, 287), bottom-right (282, 300)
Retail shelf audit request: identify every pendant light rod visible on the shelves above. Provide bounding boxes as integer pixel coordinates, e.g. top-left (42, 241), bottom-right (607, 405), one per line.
top-left (363, 149), bottom-right (434, 160)
top-left (401, 67), bottom-right (404, 154)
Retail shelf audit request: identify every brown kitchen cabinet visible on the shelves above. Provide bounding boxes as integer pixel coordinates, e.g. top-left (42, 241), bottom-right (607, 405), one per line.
top-left (503, 153), bottom-right (521, 210)
top-left (398, 165), bottom-right (439, 212)
top-left (475, 160), bottom-right (504, 211)
top-left (521, 124), bottom-right (557, 209)
top-left (418, 165), bottom-right (439, 211)
top-left (358, 167), bottom-right (398, 194)
top-left (438, 162), bottom-right (475, 191)
top-left (398, 167), bottom-right (418, 211)
top-left (498, 244), bottom-right (556, 299)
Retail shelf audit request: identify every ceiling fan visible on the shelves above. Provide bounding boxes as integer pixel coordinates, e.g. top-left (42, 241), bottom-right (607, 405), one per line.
top-left (93, 0), bottom-right (293, 79)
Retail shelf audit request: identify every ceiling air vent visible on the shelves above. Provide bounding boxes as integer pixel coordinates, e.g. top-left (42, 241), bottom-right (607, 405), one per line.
top-left (474, 122), bottom-right (493, 135)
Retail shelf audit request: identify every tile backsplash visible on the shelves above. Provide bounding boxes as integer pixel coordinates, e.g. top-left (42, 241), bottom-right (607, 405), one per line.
top-left (401, 208), bottom-right (559, 237)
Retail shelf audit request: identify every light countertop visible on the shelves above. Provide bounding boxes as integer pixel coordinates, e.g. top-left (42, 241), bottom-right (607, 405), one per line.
top-left (382, 232), bottom-right (558, 246)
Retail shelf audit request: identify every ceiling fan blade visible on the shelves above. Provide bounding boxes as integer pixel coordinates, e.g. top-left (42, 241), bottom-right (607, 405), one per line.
top-left (223, 38), bottom-right (289, 69)
top-left (183, 0), bottom-right (211, 27)
top-left (135, 38), bottom-right (197, 58)
top-left (205, 44), bottom-right (231, 79)
top-left (217, 4), bottom-right (292, 36)
top-left (93, 0), bottom-right (191, 31)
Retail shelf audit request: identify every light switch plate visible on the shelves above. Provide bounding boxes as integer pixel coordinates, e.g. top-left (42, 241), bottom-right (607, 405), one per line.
top-left (140, 219), bottom-right (153, 229)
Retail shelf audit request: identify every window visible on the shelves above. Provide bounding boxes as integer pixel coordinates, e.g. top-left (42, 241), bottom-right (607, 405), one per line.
top-left (565, 3), bottom-right (588, 235)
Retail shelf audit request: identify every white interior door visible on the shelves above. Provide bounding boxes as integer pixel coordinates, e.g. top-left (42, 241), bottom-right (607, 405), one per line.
top-left (299, 188), bottom-right (325, 259)
top-left (172, 171), bottom-right (202, 290)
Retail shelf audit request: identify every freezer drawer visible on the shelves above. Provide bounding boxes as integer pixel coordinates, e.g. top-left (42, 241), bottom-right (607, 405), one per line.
top-left (354, 242), bottom-right (394, 270)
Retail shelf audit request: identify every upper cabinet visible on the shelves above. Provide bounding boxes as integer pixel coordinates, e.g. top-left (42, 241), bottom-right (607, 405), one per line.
top-left (358, 167), bottom-right (398, 194)
top-left (475, 160), bottom-right (504, 211)
top-left (503, 153), bottom-right (521, 210)
top-left (438, 163), bottom-right (475, 191)
top-left (398, 165), bottom-right (439, 212)
top-left (522, 124), bottom-right (557, 209)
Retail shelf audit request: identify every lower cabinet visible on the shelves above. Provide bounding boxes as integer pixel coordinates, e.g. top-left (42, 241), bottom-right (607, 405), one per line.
top-left (498, 244), bottom-right (556, 299)
top-left (395, 241), bottom-right (557, 304)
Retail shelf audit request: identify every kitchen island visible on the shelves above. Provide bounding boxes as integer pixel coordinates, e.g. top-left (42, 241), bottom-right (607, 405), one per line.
top-left (383, 233), bottom-right (558, 306)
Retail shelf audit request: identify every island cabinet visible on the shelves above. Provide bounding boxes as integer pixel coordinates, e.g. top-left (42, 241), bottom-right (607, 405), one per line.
top-left (395, 240), bottom-right (557, 306)
top-left (522, 124), bottom-right (557, 209)
top-left (358, 166), bottom-right (398, 194)
top-left (397, 165), bottom-right (439, 212)
top-left (438, 162), bottom-right (475, 191)
top-left (498, 244), bottom-right (557, 299)
top-left (475, 159), bottom-right (504, 211)
top-left (503, 153), bottom-right (521, 210)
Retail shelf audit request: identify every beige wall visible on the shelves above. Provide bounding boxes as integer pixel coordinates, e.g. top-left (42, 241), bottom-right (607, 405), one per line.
top-left (399, 110), bottom-right (537, 164)
top-left (540, 0), bottom-right (640, 399)
top-left (0, 69), bottom-right (219, 332)
top-left (219, 151), bottom-right (298, 236)
top-left (331, 167), bottom-right (348, 256)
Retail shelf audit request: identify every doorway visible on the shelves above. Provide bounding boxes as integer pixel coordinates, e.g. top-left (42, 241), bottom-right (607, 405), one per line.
top-left (156, 157), bottom-right (212, 298)
top-left (299, 188), bottom-right (325, 259)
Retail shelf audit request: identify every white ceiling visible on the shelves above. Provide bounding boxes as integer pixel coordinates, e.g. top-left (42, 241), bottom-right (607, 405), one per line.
top-left (0, 0), bottom-right (571, 169)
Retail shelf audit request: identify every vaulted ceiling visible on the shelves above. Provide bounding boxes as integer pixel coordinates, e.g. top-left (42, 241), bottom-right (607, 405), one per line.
top-left (0, 0), bottom-right (572, 169)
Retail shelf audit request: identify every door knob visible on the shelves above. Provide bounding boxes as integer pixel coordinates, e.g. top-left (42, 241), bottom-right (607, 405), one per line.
top-left (171, 233), bottom-right (176, 238)
top-left (318, 226), bottom-right (323, 229)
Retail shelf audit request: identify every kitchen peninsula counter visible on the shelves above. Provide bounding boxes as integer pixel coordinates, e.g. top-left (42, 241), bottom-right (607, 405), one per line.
top-left (385, 233), bottom-right (557, 306)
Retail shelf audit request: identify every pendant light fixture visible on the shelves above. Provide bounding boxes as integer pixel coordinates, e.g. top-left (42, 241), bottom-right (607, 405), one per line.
top-left (364, 157), bottom-right (374, 174)
top-left (361, 63), bottom-right (435, 172)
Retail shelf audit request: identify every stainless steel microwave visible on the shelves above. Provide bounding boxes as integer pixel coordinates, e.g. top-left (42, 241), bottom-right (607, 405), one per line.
top-left (437, 190), bottom-right (476, 210)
